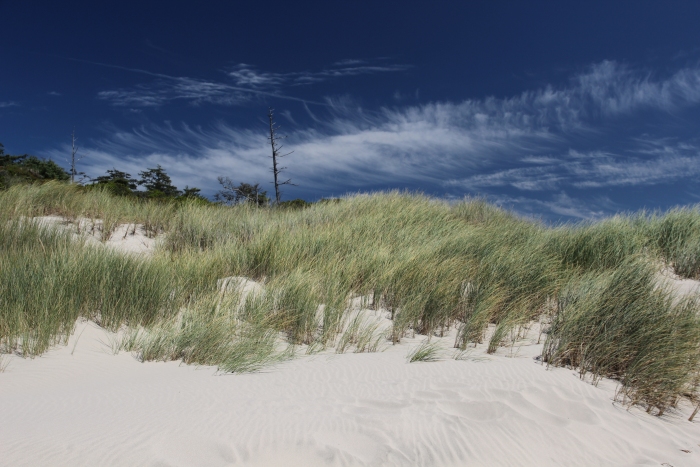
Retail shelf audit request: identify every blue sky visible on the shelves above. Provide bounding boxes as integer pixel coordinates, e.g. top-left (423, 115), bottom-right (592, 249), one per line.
top-left (2, 1), bottom-right (700, 221)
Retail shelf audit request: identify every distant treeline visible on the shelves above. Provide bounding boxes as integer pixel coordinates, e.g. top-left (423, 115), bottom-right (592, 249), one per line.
top-left (0, 143), bottom-right (69, 188)
top-left (0, 142), bottom-right (332, 209)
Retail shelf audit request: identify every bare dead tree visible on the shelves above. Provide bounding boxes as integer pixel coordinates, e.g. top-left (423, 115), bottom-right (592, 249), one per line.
top-left (68, 128), bottom-right (84, 183)
top-left (267, 108), bottom-right (295, 204)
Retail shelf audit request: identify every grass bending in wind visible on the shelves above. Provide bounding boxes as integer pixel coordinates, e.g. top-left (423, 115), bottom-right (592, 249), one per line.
top-left (542, 257), bottom-right (700, 414)
top-left (2, 182), bottom-right (700, 413)
top-left (119, 293), bottom-right (286, 373)
top-left (407, 340), bottom-right (443, 363)
top-left (0, 219), bottom-right (177, 356)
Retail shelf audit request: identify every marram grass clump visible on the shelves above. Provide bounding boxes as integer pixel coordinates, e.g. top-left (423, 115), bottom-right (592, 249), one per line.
top-left (543, 257), bottom-right (700, 415)
top-left (2, 182), bottom-right (700, 413)
top-left (407, 340), bottom-right (443, 363)
top-left (0, 219), bottom-right (182, 356)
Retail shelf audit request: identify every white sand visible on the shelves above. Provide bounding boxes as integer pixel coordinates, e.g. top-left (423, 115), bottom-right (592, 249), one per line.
top-left (32, 216), bottom-right (160, 256)
top-left (2, 221), bottom-right (700, 466)
top-left (658, 266), bottom-right (700, 304)
top-left (2, 318), bottom-right (700, 467)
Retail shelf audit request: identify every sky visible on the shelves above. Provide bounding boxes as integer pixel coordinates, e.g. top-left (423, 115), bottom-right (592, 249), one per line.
top-left (2, 1), bottom-right (700, 221)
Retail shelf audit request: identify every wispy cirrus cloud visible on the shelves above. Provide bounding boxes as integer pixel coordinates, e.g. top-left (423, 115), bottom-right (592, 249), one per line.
top-left (0, 101), bottom-right (18, 108)
top-left (224, 60), bottom-right (411, 87)
top-left (56, 60), bottom-right (700, 220)
top-left (489, 192), bottom-right (619, 221)
top-left (446, 143), bottom-right (700, 192)
top-left (98, 77), bottom-right (252, 107)
top-left (332, 59), bottom-right (367, 67)
top-left (97, 59), bottom-right (410, 108)
top-left (572, 60), bottom-right (700, 114)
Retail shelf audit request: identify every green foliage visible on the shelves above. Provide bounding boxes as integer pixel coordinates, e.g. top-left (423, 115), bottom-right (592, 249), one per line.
top-left (318, 197), bottom-right (343, 204)
top-left (177, 186), bottom-right (211, 205)
top-left (277, 198), bottom-right (311, 210)
top-left (93, 169), bottom-right (138, 188)
top-left (180, 186), bottom-right (202, 198)
top-left (138, 165), bottom-right (181, 198)
top-left (20, 156), bottom-right (70, 181)
top-left (236, 182), bottom-right (269, 206)
top-left (90, 168), bottom-right (138, 197)
top-left (95, 180), bottom-right (136, 197)
top-left (215, 177), bottom-right (269, 206)
top-left (0, 143), bottom-right (70, 189)
top-left (451, 196), bottom-right (518, 225)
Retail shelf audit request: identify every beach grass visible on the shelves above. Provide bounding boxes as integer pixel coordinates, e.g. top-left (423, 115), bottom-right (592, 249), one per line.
top-left (542, 257), bottom-right (700, 414)
top-left (2, 181), bottom-right (700, 412)
top-left (407, 340), bottom-right (443, 363)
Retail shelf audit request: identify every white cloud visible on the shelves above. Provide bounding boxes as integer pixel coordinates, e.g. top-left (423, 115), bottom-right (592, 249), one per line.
top-left (227, 62), bottom-right (410, 87)
top-left (57, 60), bottom-right (700, 218)
top-left (98, 60), bottom-right (410, 108)
top-left (449, 144), bottom-right (700, 192)
top-left (332, 59), bottom-right (367, 66)
top-left (227, 64), bottom-right (286, 88)
top-left (97, 77), bottom-right (255, 107)
top-left (485, 192), bottom-right (619, 221)
top-left (446, 166), bottom-right (564, 191)
top-left (575, 61), bottom-right (700, 114)
top-left (570, 150), bottom-right (700, 188)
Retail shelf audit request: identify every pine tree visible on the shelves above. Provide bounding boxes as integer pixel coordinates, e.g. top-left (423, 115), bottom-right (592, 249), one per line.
top-left (138, 165), bottom-right (181, 198)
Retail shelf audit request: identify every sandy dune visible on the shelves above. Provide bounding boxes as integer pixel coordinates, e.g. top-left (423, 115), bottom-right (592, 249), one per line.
top-left (2, 317), bottom-right (699, 467)
top-left (2, 219), bottom-right (700, 466)
top-left (32, 216), bottom-right (161, 256)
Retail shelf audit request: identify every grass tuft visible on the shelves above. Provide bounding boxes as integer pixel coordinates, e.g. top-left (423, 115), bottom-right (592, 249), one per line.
top-left (543, 257), bottom-right (700, 414)
top-left (407, 340), bottom-right (443, 363)
top-left (2, 184), bottom-right (700, 412)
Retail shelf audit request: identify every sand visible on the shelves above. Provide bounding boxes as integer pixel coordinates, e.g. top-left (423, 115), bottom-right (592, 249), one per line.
top-left (2, 317), bottom-right (700, 467)
top-left (2, 220), bottom-right (700, 466)
top-left (32, 216), bottom-right (161, 256)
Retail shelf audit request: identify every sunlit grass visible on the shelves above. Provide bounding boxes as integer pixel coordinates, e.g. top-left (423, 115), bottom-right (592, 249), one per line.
top-left (542, 257), bottom-right (700, 414)
top-left (407, 340), bottom-right (443, 363)
top-left (2, 182), bottom-right (700, 412)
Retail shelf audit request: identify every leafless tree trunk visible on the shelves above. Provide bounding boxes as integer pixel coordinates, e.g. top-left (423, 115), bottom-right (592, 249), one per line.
top-left (69, 129), bottom-right (83, 184)
top-left (267, 108), bottom-right (295, 204)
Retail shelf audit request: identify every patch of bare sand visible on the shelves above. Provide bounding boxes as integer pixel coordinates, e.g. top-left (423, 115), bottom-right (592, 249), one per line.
top-left (32, 216), bottom-right (161, 257)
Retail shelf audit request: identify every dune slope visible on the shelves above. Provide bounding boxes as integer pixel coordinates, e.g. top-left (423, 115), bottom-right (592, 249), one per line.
top-left (2, 320), bottom-right (699, 467)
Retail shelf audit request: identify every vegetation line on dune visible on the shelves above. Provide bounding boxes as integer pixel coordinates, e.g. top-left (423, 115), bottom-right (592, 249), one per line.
top-left (1, 182), bottom-right (700, 415)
